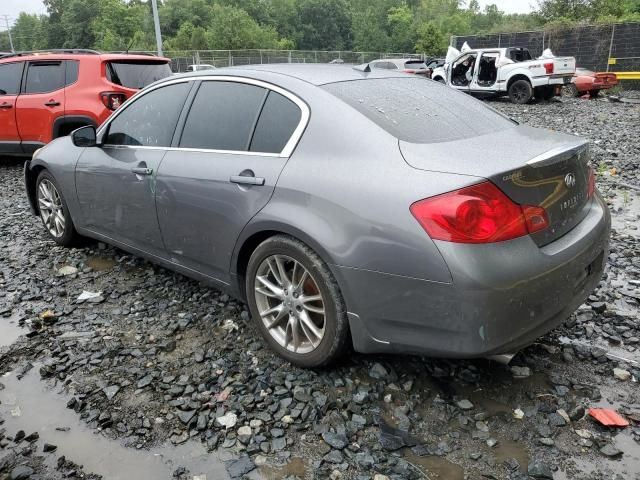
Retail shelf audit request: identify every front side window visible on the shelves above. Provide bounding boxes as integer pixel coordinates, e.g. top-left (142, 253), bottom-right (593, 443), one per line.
top-left (105, 82), bottom-right (190, 147)
top-left (0, 62), bottom-right (23, 95)
top-left (179, 81), bottom-right (267, 151)
top-left (25, 62), bottom-right (65, 94)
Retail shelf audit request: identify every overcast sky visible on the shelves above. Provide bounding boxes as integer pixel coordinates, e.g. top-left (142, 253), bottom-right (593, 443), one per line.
top-left (1, 0), bottom-right (536, 26)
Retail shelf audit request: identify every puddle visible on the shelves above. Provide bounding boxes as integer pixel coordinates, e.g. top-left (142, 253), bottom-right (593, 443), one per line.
top-left (259, 457), bottom-right (306, 479)
top-left (404, 450), bottom-right (464, 480)
top-left (86, 256), bottom-right (117, 271)
top-left (609, 188), bottom-right (640, 237)
top-left (0, 313), bottom-right (27, 348)
top-left (494, 439), bottom-right (529, 473)
top-left (0, 370), bottom-right (237, 479)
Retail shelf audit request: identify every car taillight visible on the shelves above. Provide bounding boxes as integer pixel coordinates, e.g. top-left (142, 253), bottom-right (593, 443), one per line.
top-left (544, 62), bottom-right (554, 75)
top-left (587, 167), bottom-right (596, 198)
top-left (101, 92), bottom-right (127, 111)
top-left (403, 69), bottom-right (416, 74)
top-left (410, 181), bottom-right (549, 244)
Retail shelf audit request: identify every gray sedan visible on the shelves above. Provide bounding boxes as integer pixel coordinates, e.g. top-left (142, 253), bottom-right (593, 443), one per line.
top-left (24, 65), bottom-right (610, 367)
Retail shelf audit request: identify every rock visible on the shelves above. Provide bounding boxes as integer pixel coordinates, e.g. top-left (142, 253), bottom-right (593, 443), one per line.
top-left (137, 375), bottom-right (153, 389)
top-left (103, 385), bottom-right (120, 401)
top-left (216, 412), bottom-right (238, 429)
top-left (323, 450), bottom-right (344, 464)
top-left (538, 438), bottom-right (554, 446)
top-left (177, 410), bottom-right (196, 425)
top-left (10, 466), bottom-right (34, 480)
top-left (322, 432), bottom-right (348, 450)
top-left (369, 363), bottom-right (389, 379)
top-left (511, 366), bottom-right (531, 378)
top-left (613, 368), bottom-right (631, 381)
top-left (58, 265), bottom-right (78, 275)
top-left (237, 426), bottom-right (252, 444)
top-left (527, 461), bottom-right (554, 479)
top-left (599, 443), bottom-right (623, 457)
top-left (43, 443), bottom-right (57, 452)
top-left (225, 454), bottom-right (255, 479)
top-left (456, 399), bottom-right (474, 410)
top-left (379, 432), bottom-right (406, 451)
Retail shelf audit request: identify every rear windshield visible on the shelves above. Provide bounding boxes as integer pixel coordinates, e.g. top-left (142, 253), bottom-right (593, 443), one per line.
top-left (405, 60), bottom-right (427, 69)
top-left (106, 61), bottom-right (172, 89)
top-left (323, 77), bottom-right (516, 144)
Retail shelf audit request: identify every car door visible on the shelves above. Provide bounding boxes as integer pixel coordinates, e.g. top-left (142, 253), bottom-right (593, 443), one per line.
top-left (74, 80), bottom-right (192, 257)
top-left (15, 61), bottom-right (66, 152)
top-left (470, 51), bottom-right (499, 92)
top-left (155, 78), bottom-right (307, 284)
top-left (0, 61), bottom-right (25, 154)
top-left (448, 53), bottom-right (477, 92)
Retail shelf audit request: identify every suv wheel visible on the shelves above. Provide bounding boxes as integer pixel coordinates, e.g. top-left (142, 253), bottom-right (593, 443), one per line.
top-left (246, 235), bottom-right (349, 367)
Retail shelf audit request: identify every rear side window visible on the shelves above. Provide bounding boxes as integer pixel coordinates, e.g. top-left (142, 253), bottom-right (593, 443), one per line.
top-left (25, 62), bottom-right (65, 94)
top-left (323, 77), bottom-right (516, 144)
top-left (65, 60), bottom-right (79, 86)
top-left (106, 61), bottom-right (172, 89)
top-left (250, 91), bottom-right (302, 154)
top-left (105, 82), bottom-right (190, 147)
top-left (180, 81), bottom-right (267, 151)
top-left (0, 62), bottom-right (23, 95)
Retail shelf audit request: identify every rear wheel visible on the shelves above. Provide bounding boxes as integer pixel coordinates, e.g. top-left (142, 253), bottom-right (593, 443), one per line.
top-left (36, 171), bottom-right (80, 247)
top-left (246, 235), bottom-right (349, 367)
top-left (508, 79), bottom-right (533, 104)
top-left (562, 84), bottom-right (579, 98)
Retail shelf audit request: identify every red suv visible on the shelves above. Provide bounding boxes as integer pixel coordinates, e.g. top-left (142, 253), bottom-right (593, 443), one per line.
top-left (0, 49), bottom-right (172, 156)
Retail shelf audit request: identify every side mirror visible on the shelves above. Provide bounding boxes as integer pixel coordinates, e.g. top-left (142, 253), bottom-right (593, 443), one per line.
top-left (71, 125), bottom-right (97, 147)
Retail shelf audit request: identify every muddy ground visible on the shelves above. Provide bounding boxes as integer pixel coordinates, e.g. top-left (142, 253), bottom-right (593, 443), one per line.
top-left (1, 95), bottom-right (639, 480)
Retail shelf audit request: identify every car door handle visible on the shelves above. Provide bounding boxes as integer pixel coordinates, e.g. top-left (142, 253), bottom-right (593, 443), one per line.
top-left (131, 167), bottom-right (153, 176)
top-left (0, 102), bottom-right (12, 110)
top-left (44, 100), bottom-right (60, 107)
top-left (230, 175), bottom-right (265, 186)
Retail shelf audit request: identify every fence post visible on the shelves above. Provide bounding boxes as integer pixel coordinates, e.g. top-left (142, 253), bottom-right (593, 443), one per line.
top-left (315, 51), bottom-right (318, 63)
top-left (498, 34), bottom-right (501, 48)
top-left (228, 50), bottom-right (232, 67)
top-left (607, 24), bottom-right (616, 72)
top-left (450, 35), bottom-right (455, 47)
top-left (260, 49), bottom-right (263, 64)
top-left (288, 50), bottom-right (292, 63)
top-left (542, 31), bottom-right (545, 51)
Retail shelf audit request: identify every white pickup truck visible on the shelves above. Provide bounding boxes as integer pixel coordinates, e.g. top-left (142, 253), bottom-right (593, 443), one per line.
top-left (431, 46), bottom-right (576, 104)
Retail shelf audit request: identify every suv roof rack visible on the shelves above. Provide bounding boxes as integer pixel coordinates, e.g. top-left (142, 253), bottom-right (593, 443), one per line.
top-left (0, 49), bottom-right (101, 59)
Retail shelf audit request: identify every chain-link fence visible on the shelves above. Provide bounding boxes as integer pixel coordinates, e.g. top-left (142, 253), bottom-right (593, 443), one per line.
top-left (130, 49), bottom-right (424, 72)
top-left (451, 22), bottom-right (640, 74)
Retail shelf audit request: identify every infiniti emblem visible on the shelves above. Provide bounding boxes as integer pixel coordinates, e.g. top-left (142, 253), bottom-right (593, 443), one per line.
top-left (564, 173), bottom-right (576, 188)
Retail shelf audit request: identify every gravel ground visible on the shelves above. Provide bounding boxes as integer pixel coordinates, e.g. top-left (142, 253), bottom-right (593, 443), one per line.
top-left (1, 95), bottom-right (639, 480)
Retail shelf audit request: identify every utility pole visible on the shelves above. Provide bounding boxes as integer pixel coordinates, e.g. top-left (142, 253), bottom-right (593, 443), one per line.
top-left (150, 0), bottom-right (163, 56)
top-left (2, 15), bottom-right (15, 53)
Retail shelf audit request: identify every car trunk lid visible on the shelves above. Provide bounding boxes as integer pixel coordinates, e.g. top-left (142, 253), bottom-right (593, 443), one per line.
top-left (399, 125), bottom-right (592, 246)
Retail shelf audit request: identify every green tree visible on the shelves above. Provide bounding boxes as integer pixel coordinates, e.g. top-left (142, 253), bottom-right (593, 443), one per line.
top-left (205, 4), bottom-right (282, 49)
top-left (297, 0), bottom-right (352, 49)
top-left (415, 21), bottom-right (447, 54)
top-left (387, 5), bottom-right (416, 52)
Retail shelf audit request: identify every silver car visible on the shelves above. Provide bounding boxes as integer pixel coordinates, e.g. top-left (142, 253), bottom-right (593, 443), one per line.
top-left (24, 65), bottom-right (610, 367)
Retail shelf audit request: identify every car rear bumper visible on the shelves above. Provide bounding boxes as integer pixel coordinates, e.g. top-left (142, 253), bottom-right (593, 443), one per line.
top-left (339, 193), bottom-right (611, 357)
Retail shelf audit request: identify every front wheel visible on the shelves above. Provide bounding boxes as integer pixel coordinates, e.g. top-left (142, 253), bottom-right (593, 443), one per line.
top-left (508, 79), bottom-right (533, 104)
top-left (245, 235), bottom-right (349, 367)
top-left (36, 171), bottom-right (80, 247)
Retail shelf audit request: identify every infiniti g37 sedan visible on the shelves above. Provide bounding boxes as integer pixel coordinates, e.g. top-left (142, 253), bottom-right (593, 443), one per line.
top-left (24, 65), bottom-right (611, 367)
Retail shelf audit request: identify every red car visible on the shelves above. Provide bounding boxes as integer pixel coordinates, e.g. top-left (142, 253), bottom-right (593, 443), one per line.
top-left (565, 68), bottom-right (618, 98)
top-left (0, 49), bottom-right (172, 156)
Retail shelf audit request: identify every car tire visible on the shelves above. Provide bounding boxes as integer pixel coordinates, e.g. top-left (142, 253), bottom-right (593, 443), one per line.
top-left (435, 77), bottom-right (446, 84)
top-left (35, 170), bottom-right (80, 247)
top-left (245, 235), bottom-right (350, 368)
top-left (508, 79), bottom-right (533, 104)
top-left (562, 84), bottom-right (579, 98)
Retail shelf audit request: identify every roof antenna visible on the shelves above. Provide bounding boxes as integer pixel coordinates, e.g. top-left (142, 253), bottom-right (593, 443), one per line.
top-left (353, 63), bottom-right (371, 73)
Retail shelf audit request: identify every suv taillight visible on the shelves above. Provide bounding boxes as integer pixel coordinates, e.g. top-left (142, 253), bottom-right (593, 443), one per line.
top-left (544, 62), bottom-right (554, 75)
top-left (410, 181), bottom-right (549, 244)
top-left (101, 92), bottom-right (127, 111)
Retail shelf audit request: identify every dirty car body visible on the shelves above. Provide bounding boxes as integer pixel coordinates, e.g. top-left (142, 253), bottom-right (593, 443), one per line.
top-left (24, 65), bottom-right (610, 362)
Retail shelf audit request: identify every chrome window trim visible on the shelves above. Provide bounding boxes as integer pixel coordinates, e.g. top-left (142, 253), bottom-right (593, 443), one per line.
top-left (97, 75), bottom-right (310, 158)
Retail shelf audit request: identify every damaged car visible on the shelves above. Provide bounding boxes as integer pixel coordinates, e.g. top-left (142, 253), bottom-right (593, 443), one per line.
top-left (432, 45), bottom-right (576, 104)
top-left (24, 65), bottom-right (610, 367)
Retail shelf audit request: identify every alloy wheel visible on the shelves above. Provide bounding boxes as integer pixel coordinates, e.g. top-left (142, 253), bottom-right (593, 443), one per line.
top-left (513, 84), bottom-right (528, 102)
top-left (254, 254), bottom-right (326, 354)
top-left (37, 179), bottom-right (65, 238)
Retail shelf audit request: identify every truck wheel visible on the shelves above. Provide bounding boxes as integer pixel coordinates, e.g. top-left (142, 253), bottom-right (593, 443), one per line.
top-left (508, 79), bottom-right (533, 104)
top-left (562, 84), bottom-right (579, 98)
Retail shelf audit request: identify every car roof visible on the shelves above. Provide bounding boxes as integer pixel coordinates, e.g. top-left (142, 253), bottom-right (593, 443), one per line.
top-left (167, 63), bottom-right (409, 86)
top-left (0, 51), bottom-right (169, 63)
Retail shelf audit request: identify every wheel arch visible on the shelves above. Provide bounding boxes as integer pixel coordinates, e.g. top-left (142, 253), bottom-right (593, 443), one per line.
top-left (52, 115), bottom-right (97, 139)
top-left (506, 73), bottom-right (532, 91)
top-left (24, 160), bottom-right (51, 215)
